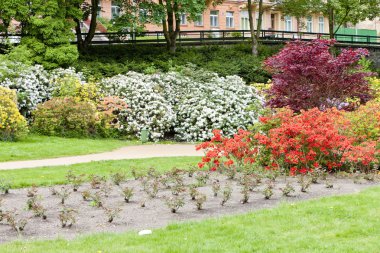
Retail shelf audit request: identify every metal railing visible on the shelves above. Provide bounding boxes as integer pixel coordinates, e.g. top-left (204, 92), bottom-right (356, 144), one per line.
top-left (2, 29), bottom-right (380, 47)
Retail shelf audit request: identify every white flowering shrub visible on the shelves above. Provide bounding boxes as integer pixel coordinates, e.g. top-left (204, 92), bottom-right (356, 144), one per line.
top-left (101, 73), bottom-right (176, 141)
top-left (0, 61), bottom-right (86, 118)
top-left (0, 61), bottom-right (52, 118)
top-left (102, 67), bottom-right (263, 141)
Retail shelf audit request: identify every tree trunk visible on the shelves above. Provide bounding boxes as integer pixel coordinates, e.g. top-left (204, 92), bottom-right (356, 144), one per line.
top-left (247, 0), bottom-right (258, 56)
top-left (161, 0), bottom-right (180, 53)
top-left (327, 2), bottom-right (334, 39)
top-left (256, 0), bottom-right (264, 41)
top-left (75, 0), bottom-right (99, 52)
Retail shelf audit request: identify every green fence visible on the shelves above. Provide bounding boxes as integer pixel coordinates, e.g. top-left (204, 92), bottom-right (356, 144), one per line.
top-left (335, 28), bottom-right (378, 43)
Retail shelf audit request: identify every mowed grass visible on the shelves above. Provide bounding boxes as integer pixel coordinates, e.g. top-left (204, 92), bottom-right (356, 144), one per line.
top-left (0, 134), bottom-right (142, 162)
top-left (1, 186), bottom-right (379, 252)
top-left (0, 156), bottom-right (200, 188)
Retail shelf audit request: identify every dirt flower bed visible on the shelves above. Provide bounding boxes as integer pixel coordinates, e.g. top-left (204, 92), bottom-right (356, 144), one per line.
top-left (0, 169), bottom-right (378, 243)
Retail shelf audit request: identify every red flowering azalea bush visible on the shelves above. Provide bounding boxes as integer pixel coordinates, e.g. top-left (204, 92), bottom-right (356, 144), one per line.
top-left (264, 40), bottom-right (374, 111)
top-left (196, 129), bottom-right (258, 171)
top-left (197, 108), bottom-right (379, 174)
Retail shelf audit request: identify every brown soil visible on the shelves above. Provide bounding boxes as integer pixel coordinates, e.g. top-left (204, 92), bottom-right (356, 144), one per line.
top-left (0, 173), bottom-right (378, 244)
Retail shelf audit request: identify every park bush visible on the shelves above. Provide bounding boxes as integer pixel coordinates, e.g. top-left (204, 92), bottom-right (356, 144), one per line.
top-left (0, 61), bottom-right (52, 118)
top-left (32, 97), bottom-right (100, 138)
top-left (0, 87), bottom-right (28, 141)
top-left (76, 44), bottom-right (278, 83)
top-left (264, 40), bottom-right (374, 111)
top-left (101, 67), bottom-right (262, 141)
top-left (197, 108), bottom-right (379, 174)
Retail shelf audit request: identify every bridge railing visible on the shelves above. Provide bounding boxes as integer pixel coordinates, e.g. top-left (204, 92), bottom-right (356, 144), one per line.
top-left (2, 29), bottom-right (380, 46)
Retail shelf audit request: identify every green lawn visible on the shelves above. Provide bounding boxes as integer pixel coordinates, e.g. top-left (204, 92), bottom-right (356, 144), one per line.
top-left (0, 156), bottom-right (200, 188)
top-left (1, 186), bottom-right (379, 252)
top-left (0, 134), bottom-right (142, 162)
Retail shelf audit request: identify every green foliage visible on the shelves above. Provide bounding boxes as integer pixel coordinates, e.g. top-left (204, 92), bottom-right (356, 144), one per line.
top-left (0, 87), bottom-right (28, 141)
top-left (75, 44), bottom-right (280, 83)
top-left (5, 0), bottom-right (81, 69)
top-left (51, 75), bottom-right (100, 102)
top-left (32, 97), bottom-right (101, 138)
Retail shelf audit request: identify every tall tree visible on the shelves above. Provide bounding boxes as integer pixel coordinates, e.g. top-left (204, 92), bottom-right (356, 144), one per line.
top-left (321, 0), bottom-right (380, 39)
top-left (0, 0), bottom-right (28, 37)
top-left (13, 0), bottom-right (82, 68)
top-left (118, 0), bottom-right (222, 53)
top-left (279, 0), bottom-right (321, 32)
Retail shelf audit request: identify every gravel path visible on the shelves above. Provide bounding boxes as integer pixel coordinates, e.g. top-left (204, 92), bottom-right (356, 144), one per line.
top-left (0, 144), bottom-right (202, 170)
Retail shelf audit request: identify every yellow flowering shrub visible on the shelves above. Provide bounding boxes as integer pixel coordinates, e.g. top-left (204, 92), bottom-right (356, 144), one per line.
top-left (52, 74), bottom-right (100, 102)
top-left (0, 87), bottom-right (28, 141)
top-left (344, 101), bottom-right (380, 142)
top-left (369, 77), bottom-right (380, 102)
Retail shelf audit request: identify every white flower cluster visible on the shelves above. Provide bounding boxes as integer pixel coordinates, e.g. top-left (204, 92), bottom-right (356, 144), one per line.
top-left (0, 62), bottom-right (86, 118)
top-left (0, 62), bottom-right (52, 117)
top-left (102, 73), bottom-right (176, 141)
top-left (102, 67), bottom-right (262, 141)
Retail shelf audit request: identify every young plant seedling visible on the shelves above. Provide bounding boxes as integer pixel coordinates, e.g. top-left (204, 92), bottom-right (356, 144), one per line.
top-left (195, 171), bottom-right (209, 187)
top-left (140, 198), bottom-right (146, 208)
top-left (195, 193), bottom-right (207, 210)
top-left (81, 189), bottom-right (91, 201)
top-left (212, 180), bottom-right (220, 197)
top-left (50, 187), bottom-right (58, 196)
top-left (220, 184), bottom-right (232, 206)
top-left (66, 170), bottom-right (85, 192)
top-left (100, 181), bottom-right (113, 198)
top-left (27, 185), bottom-right (38, 197)
top-left (56, 187), bottom-right (71, 205)
top-left (145, 179), bottom-right (159, 198)
top-left (0, 198), bottom-right (3, 221)
top-left (226, 168), bottom-right (237, 180)
top-left (59, 208), bottom-right (77, 228)
top-left (263, 186), bottom-right (274, 199)
top-left (110, 172), bottom-right (126, 186)
top-left (171, 183), bottom-right (185, 196)
top-left (90, 192), bottom-right (103, 208)
top-left (89, 175), bottom-right (106, 189)
top-left (325, 179), bottom-right (334, 188)
top-left (103, 206), bottom-right (122, 223)
top-left (26, 195), bottom-right (38, 210)
top-left (299, 176), bottom-right (312, 192)
top-left (121, 187), bottom-right (134, 203)
top-left (363, 172), bottom-right (375, 182)
top-left (0, 178), bottom-right (12, 194)
top-left (188, 185), bottom-right (199, 200)
top-left (31, 202), bottom-right (47, 220)
top-left (240, 186), bottom-right (250, 204)
top-left (188, 166), bottom-right (196, 177)
top-left (4, 211), bottom-right (28, 235)
top-left (165, 196), bottom-right (185, 213)
top-left (281, 182), bottom-right (295, 197)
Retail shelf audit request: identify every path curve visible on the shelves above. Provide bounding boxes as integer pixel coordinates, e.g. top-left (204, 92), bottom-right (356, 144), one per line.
top-left (0, 144), bottom-right (203, 170)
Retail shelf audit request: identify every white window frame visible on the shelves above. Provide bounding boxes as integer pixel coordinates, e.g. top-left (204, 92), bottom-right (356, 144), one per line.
top-left (240, 11), bottom-right (249, 30)
top-left (97, 0), bottom-right (102, 18)
top-left (306, 16), bottom-right (313, 32)
top-left (194, 14), bottom-right (203, 26)
top-left (226, 11), bottom-right (234, 28)
top-left (319, 16), bottom-right (324, 33)
top-left (111, 1), bottom-right (121, 19)
top-left (285, 16), bottom-right (292, 32)
top-left (210, 10), bottom-right (219, 27)
top-left (180, 13), bottom-right (187, 25)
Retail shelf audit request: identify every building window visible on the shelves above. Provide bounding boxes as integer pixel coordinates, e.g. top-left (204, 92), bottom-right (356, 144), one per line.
top-left (97, 0), bottom-right (102, 18)
top-left (319, 16), bottom-right (324, 33)
top-left (285, 15), bottom-right (292, 31)
top-left (139, 9), bottom-right (148, 22)
top-left (111, 1), bottom-right (121, 19)
top-left (210, 10), bottom-right (219, 27)
top-left (271, 14), bottom-right (275, 29)
top-left (194, 14), bottom-right (203, 26)
top-left (226, 11), bottom-right (234, 28)
top-left (306, 16), bottom-right (313, 32)
top-left (240, 11), bottom-right (249, 30)
top-left (180, 13), bottom-right (187, 25)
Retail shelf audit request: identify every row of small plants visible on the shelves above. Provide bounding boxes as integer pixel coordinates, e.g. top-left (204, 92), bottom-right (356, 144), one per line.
top-left (0, 166), bottom-right (378, 235)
